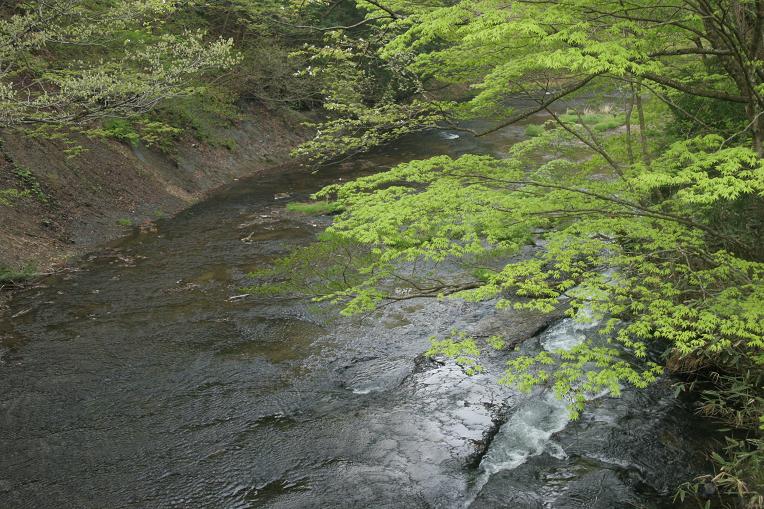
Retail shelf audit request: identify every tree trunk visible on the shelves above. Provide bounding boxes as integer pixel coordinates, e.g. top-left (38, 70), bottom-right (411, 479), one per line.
top-left (625, 82), bottom-right (635, 165)
top-left (752, 107), bottom-right (764, 157)
top-left (635, 80), bottom-right (650, 165)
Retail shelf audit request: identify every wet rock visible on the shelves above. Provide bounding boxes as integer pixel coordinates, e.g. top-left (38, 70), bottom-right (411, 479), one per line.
top-left (471, 455), bottom-right (639, 509)
top-left (472, 306), bottom-right (564, 352)
top-left (471, 381), bottom-right (713, 508)
top-left (411, 351), bottom-right (445, 373)
top-left (555, 382), bottom-right (712, 496)
top-left (466, 409), bottom-right (510, 469)
top-left (338, 356), bottom-right (413, 394)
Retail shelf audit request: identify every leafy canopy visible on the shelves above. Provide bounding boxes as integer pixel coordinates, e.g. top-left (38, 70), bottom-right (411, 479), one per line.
top-left (250, 0), bottom-right (764, 501)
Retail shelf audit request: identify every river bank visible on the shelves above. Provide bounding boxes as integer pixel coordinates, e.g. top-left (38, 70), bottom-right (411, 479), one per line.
top-left (0, 102), bottom-right (310, 283)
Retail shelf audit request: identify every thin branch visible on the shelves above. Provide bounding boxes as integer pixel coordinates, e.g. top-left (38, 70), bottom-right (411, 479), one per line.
top-left (649, 47), bottom-right (733, 57)
top-left (476, 73), bottom-right (603, 136)
top-left (270, 15), bottom-right (390, 32)
top-left (360, 0), bottom-right (400, 19)
top-left (639, 71), bottom-right (749, 103)
top-left (544, 107), bottom-right (625, 177)
top-left (719, 110), bottom-right (764, 149)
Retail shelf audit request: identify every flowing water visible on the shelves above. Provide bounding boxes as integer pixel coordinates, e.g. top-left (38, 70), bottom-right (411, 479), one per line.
top-left (0, 122), bottom-right (714, 508)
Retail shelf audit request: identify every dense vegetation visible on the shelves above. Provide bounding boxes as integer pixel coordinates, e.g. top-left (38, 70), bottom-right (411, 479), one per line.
top-left (1, 0), bottom-right (763, 506)
top-left (247, 0), bottom-right (764, 506)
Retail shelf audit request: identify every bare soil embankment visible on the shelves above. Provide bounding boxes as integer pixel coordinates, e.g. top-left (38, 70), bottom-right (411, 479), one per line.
top-left (0, 102), bottom-right (309, 275)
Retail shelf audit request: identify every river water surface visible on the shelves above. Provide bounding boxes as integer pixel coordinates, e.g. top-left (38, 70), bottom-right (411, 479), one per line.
top-left (1, 123), bottom-right (715, 508)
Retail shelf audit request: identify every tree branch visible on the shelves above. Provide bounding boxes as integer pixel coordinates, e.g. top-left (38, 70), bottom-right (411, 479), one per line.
top-left (639, 71), bottom-right (749, 103)
top-left (477, 73), bottom-right (603, 136)
top-left (360, 0), bottom-right (400, 20)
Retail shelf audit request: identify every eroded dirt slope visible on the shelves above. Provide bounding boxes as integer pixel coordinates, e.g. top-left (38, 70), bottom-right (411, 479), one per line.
top-left (0, 102), bottom-right (309, 272)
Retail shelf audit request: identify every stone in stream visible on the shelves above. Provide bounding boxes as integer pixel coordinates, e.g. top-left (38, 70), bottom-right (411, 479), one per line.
top-left (470, 381), bottom-right (713, 508)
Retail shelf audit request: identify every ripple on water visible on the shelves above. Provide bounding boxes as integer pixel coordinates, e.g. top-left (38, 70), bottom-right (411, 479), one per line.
top-left (217, 317), bottom-right (326, 363)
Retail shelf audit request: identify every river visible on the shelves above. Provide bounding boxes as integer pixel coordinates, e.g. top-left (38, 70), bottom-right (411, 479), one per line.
top-left (0, 121), bottom-right (715, 508)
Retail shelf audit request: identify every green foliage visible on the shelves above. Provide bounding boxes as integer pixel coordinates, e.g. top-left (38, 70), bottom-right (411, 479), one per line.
top-left (116, 218), bottom-right (133, 227)
top-left (96, 119), bottom-right (141, 145)
top-left (487, 334), bottom-right (506, 350)
top-left (289, 27), bottom-right (446, 163)
top-left (251, 2), bottom-right (764, 502)
top-left (0, 1), bottom-right (239, 130)
top-left (427, 331), bottom-right (484, 375)
top-left (86, 117), bottom-right (182, 149)
top-left (504, 344), bottom-right (663, 419)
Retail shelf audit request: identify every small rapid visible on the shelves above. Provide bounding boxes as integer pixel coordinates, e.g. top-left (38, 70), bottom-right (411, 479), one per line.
top-left (469, 308), bottom-right (602, 504)
top-left (478, 316), bottom-right (597, 474)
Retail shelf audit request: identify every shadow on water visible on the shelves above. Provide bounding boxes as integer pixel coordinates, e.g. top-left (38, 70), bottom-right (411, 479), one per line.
top-left (0, 119), bottom-right (715, 508)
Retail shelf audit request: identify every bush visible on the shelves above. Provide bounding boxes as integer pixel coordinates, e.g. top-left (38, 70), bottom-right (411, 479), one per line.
top-left (100, 118), bottom-right (140, 145)
top-left (87, 117), bottom-right (181, 151)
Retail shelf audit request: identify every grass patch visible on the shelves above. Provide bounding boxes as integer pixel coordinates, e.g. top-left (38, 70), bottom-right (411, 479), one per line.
top-left (559, 111), bottom-right (626, 132)
top-left (116, 218), bottom-right (133, 227)
top-left (286, 201), bottom-right (342, 215)
top-left (0, 188), bottom-right (27, 206)
top-left (0, 265), bottom-right (38, 284)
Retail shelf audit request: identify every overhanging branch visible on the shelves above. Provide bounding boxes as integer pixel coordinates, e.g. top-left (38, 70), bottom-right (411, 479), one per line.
top-left (640, 72), bottom-right (749, 103)
top-left (476, 73), bottom-right (603, 136)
